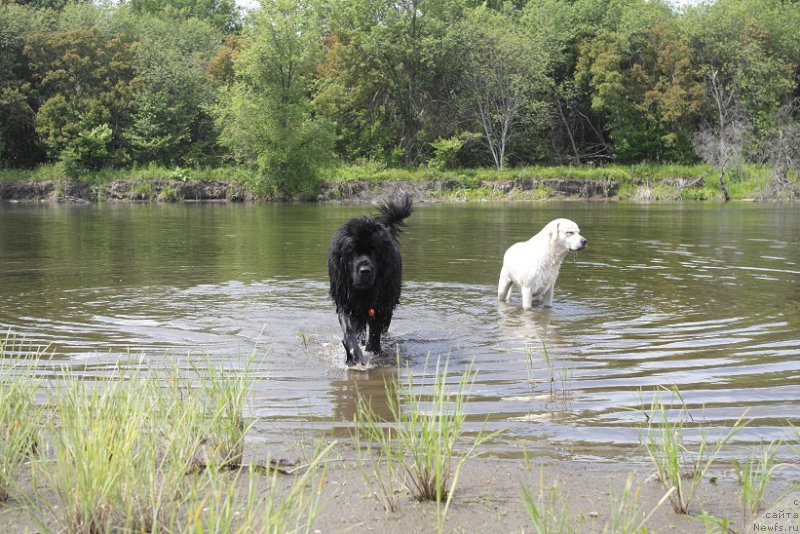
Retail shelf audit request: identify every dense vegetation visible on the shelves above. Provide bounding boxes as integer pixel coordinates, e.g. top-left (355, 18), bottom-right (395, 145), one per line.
top-left (1, 0), bottom-right (799, 199)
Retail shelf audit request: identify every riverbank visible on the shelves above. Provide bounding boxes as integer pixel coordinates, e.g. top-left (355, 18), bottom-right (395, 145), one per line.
top-left (1, 162), bottom-right (793, 203)
top-left (2, 448), bottom-right (797, 533)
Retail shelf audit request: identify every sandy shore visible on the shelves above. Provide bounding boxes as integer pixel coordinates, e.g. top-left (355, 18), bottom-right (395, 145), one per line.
top-left (311, 455), bottom-right (796, 533)
top-left (0, 448), bottom-right (797, 533)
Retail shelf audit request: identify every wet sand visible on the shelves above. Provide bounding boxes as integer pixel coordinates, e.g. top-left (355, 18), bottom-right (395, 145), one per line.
top-left (312, 455), bottom-right (795, 533)
top-left (3, 447), bottom-right (795, 533)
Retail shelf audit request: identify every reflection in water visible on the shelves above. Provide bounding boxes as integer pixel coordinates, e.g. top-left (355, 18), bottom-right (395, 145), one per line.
top-left (0, 201), bottom-right (798, 461)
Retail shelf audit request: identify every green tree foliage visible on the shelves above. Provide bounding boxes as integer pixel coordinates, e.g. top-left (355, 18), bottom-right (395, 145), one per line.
top-left (320, 0), bottom-right (466, 165)
top-left (212, 0), bottom-right (334, 198)
top-left (573, 1), bottom-right (704, 162)
top-left (122, 9), bottom-right (223, 166)
top-left (457, 5), bottom-right (551, 169)
top-left (1, 0), bottom-right (800, 174)
top-left (0, 3), bottom-right (47, 167)
top-left (24, 28), bottom-right (138, 171)
top-left (129, 0), bottom-right (240, 34)
top-left (685, 0), bottom-right (799, 157)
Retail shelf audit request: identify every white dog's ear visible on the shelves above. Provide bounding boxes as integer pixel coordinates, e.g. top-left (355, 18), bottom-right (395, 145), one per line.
top-left (549, 220), bottom-right (560, 243)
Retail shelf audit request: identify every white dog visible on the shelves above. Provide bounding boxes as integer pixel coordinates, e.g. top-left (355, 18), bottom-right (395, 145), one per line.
top-left (497, 218), bottom-right (587, 309)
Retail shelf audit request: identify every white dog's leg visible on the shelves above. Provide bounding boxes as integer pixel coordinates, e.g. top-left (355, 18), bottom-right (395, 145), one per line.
top-left (542, 285), bottom-right (554, 307)
top-left (497, 268), bottom-right (513, 302)
top-left (521, 286), bottom-right (534, 309)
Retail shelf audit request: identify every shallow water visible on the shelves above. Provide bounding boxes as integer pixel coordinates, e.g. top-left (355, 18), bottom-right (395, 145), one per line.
top-left (1, 201), bottom-right (798, 460)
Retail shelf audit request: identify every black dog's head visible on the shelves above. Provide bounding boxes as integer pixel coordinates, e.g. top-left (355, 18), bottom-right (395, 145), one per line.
top-left (330, 218), bottom-right (399, 301)
top-left (328, 211), bottom-right (404, 317)
top-left (351, 253), bottom-right (376, 289)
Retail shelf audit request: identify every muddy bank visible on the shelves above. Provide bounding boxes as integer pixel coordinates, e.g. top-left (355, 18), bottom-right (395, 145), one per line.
top-left (317, 177), bottom-right (618, 201)
top-left (0, 177), bottom-right (617, 203)
top-left (0, 179), bottom-right (250, 202)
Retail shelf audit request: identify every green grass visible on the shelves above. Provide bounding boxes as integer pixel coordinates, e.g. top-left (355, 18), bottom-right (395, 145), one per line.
top-left (0, 349), bottom-right (330, 533)
top-left (0, 347), bottom-right (44, 503)
top-left (182, 441), bottom-right (333, 534)
top-left (1, 162), bottom-right (783, 201)
top-left (640, 386), bottom-right (749, 515)
top-left (521, 472), bottom-right (575, 534)
top-left (732, 441), bottom-right (783, 527)
top-left (353, 355), bottom-right (499, 532)
top-left (521, 469), bottom-right (674, 533)
top-left (191, 358), bottom-right (259, 469)
top-left (606, 474), bottom-right (674, 534)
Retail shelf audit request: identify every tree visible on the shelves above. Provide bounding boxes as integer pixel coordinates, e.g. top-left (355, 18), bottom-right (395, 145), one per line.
top-left (685, 0), bottom-right (799, 158)
top-left (24, 28), bottom-right (138, 170)
top-left (458, 6), bottom-right (549, 170)
top-left (323, 0), bottom-right (465, 165)
top-left (122, 10), bottom-right (223, 166)
top-left (0, 3), bottom-right (46, 167)
top-left (213, 0), bottom-right (334, 197)
top-left (129, 0), bottom-right (240, 34)
top-left (693, 70), bottom-right (747, 202)
top-left (759, 100), bottom-right (800, 200)
top-left (573, 1), bottom-right (700, 162)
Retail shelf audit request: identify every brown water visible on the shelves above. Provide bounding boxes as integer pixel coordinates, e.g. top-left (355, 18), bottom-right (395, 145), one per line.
top-left (1, 201), bottom-right (798, 461)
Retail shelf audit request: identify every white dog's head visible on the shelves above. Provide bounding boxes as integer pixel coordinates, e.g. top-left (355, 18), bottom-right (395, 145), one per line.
top-left (547, 218), bottom-right (587, 252)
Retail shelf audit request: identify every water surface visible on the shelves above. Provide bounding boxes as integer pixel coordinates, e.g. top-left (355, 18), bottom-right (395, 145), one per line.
top-left (1, 201), bottom-right (798, 460)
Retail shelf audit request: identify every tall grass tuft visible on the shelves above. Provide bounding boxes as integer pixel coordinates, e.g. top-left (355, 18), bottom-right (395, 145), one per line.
top-left (192, 357), bottom-right (258, 468)
top-left (521, 471), bottom-right (575, 534)
top-left (605, 474), bottom-right (674, 534)
top-left (182, 441), bottom-right (334, 534)
top-left (732, 441), bottom-right (782, 527)
top-left (0, 361), bottom-right (43, 502)
top-left (640, 386), bottom-right (748, 515)
top-left (353, 377), bottom-right (402, 513)
top-left (37, 361), bottom-right (258, 532)
top-left (47, 373), bottom-right (150, 533)
top-left (354, 356), bottom-right (498, 531)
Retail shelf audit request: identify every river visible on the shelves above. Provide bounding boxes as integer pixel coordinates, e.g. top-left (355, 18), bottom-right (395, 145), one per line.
top-left (1, 201), bottom-right (798, 460)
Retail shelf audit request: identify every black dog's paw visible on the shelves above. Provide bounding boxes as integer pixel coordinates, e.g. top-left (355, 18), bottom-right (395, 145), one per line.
top-left (343, 341), bottom-right (365, 367)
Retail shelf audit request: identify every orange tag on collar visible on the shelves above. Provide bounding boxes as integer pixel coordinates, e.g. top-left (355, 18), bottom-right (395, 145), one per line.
top-left (368, 308), bottom-right (375, 318)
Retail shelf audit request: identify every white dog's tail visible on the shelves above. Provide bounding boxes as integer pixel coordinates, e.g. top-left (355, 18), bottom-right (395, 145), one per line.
top-left (377, 194), bottom-right (413, 238)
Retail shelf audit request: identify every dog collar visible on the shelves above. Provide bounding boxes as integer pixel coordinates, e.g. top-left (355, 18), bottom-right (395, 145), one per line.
top-left (368, 307), bottom-right (375, 317)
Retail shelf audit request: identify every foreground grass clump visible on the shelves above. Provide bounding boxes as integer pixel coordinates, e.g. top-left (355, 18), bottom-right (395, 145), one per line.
top-left (732, 440), bottom-right (783, 527)
top-left (183, 441), bottom-right (333, 534)
top-left (0, 354), bottom-right (43, 502)
top-left (354, 357), bottom-right (497, 530)
top-left (0, 354), bottom-right (329, 534)
top-left (521, 473), bottom-right (574, 534)
top-left (640, 386), bottom-right (748, 515)
top-left (521, 470), bottom-right (673, 534)
top-left (41, 364), bottom-right (258, 532)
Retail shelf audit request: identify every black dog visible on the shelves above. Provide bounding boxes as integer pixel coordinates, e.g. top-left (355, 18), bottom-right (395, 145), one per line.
top-left (328, 196), bottom-right (413, 366)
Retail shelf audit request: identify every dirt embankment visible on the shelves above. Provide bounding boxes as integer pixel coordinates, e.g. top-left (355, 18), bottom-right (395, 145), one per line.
top-left (0, 178), bottom-right (618, 203)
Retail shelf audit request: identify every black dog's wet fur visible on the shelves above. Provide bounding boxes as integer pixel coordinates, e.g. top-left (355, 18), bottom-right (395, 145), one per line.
top-left (328, 196), bottom-right (412, 366)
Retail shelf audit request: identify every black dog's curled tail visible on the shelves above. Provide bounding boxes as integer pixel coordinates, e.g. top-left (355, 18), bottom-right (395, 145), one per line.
top-left (376, 194), bottom-right (413, 238)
